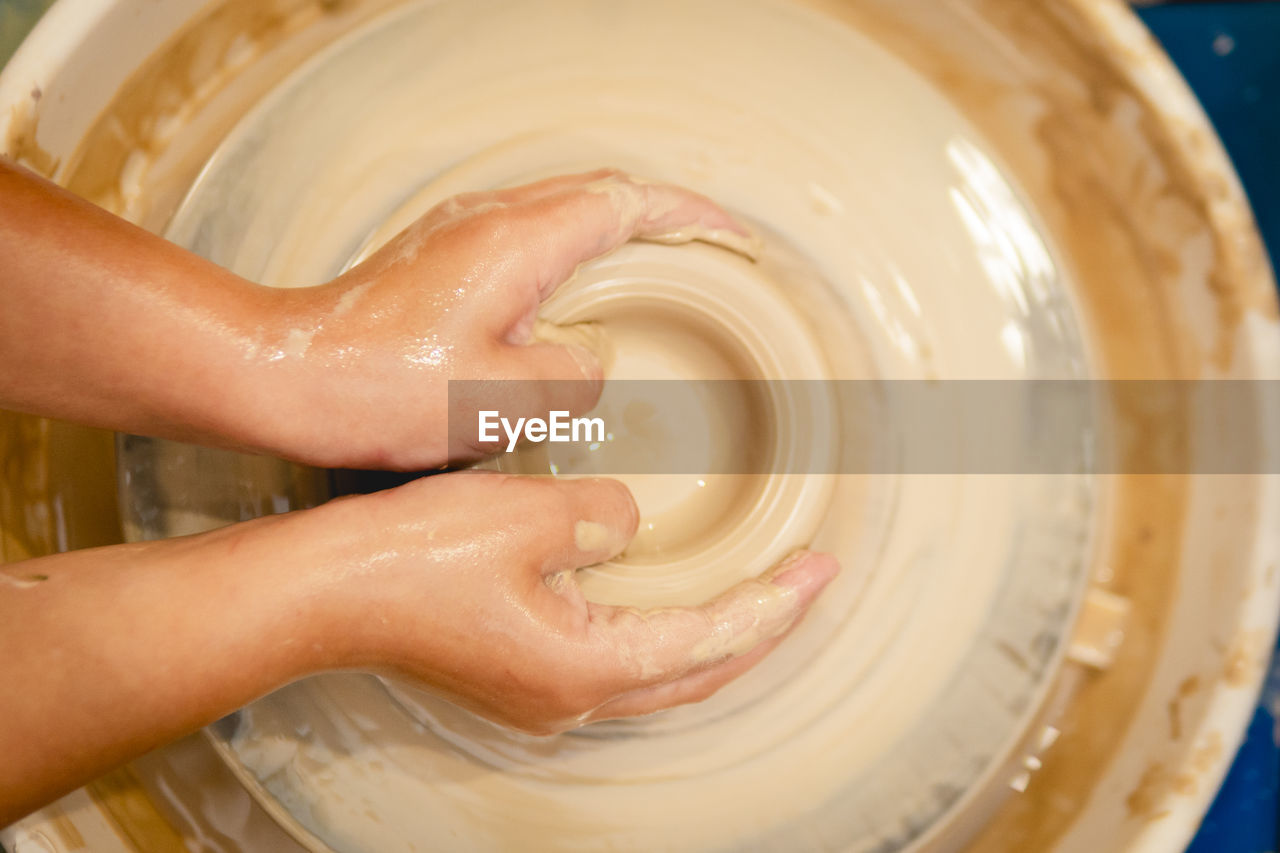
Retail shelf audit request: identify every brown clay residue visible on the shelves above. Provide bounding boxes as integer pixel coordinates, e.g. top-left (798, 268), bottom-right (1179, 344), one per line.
top-left (1190, 731), bottom-right (1224, 773)
top-left (1125, 761), bottom-right (1174, 821)
top-left (1056, 1), bottom-right (1279, 367)
top-left (1125, 732), bottom-right (1223, 820)
top-left (814, 0), bottom-right (1276, 374)
top-left (0, 410), bottom-right (123, 567)
top-left (4, 95), bottom-right (59, 177)
top-left (62, 0), bottom-right (400, 224)
top-left (800, 1), bottom-right (1271, 852)
top-left (86, 766), bottom-right (188, 853)
top-left (1167, 675), bottom-right (1201, 741)
top-left (1223, 629), bottom-right (1266, 687)
top-left (0, 410), bottom-right (53, 563)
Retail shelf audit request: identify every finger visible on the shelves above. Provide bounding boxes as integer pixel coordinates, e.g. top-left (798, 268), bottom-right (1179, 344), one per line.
top-left (556, 477), bottom-right (639, 566)
top-left (417, 169), bottom-right (640, 239)
top-left (586, 550), bottom-right (840, 691)
top-left (485, 168), bottom-right (623, 206)
top-left (528, 173), bottom-right (753, 294)
top-left (584, 628), bottom-right (785, 721)
top-left (435, 169), bottom-right (625, 221)
top-left (458, 340), bottom-right (605, 458)
top-left (366, 170), bottom-right (628, 262)
top-left (534, 478), bottom-right (638, 599)
top-left (479, 172), bottom-right (754, 332)
top-left (497, 337), bottom-right (604, 404)
top-left (450, 169), bottom-right (745, 239)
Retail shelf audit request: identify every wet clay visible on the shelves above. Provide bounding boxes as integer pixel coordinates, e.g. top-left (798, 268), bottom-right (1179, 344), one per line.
top-left (807, 3), bottom-right (1272, 851)
top-left (12, 0), bottom-right (1276, 850)
top-left (151, 1), bottom-right (1097, 849)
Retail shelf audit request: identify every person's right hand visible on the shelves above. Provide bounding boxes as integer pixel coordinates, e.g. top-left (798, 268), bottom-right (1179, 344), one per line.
top-left (297, 470), bottom-right (840, 734)
top-left (0, 463), bottom-right (839, 821)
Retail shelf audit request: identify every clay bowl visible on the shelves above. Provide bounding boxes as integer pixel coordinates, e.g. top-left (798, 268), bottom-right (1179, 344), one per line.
top-left (0, 1), bottom-right (1275, 851)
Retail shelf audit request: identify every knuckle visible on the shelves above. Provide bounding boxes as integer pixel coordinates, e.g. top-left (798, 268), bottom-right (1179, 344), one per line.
top-left (530, 478), bottom-right (578, 519)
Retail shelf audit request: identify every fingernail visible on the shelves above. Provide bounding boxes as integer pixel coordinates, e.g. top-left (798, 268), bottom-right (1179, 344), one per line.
top-left (690, 581), bottom-right (800, 664)
top-left (766, 550), bottom-right (841, 598)
top-left (689, 552), bottom-right (838, 666)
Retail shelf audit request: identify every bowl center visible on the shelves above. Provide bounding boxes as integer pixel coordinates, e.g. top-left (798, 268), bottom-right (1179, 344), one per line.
top-left (482, 230), bottom-right (838, 585)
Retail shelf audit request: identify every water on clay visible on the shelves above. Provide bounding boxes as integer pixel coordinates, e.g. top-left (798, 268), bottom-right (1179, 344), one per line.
top-left (119, 0), bottom-right (1097, 849)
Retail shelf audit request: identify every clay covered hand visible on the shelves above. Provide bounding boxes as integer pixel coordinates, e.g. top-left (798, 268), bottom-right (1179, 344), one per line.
top-left (263, 169), bottom-right (755, 470)
top-left (0, 161), bottom-right (840, 821)
top-left (299, 471), bottom-right (839, 734)
top-left (0, 162), bottom-right (752, 469)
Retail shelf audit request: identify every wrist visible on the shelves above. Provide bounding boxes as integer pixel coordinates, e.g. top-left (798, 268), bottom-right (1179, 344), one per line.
top-left (160, 509), bottom-right (345, 683)
top-left (277, 488), bottom-right (457, 677)
top-left (247, 496), bottom-right (390, 674)
top-left (198, 283), bottom-right (321, 461)
top-left (221, 282), bottom-right (388, 468)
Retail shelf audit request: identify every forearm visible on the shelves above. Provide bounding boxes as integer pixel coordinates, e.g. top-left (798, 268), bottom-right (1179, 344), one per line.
top-left (0, 158), bottom-right (295, 453)
top-left (0, 514), bottom-right (338, 824)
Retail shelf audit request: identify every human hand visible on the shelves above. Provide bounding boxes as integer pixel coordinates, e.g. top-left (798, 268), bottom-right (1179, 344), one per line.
top-left (1, 163), bottom-right (753, 468)
top-left (300, 470), bottom-right (839, 734)
top-left (260, 169), bottom-right (755, 470)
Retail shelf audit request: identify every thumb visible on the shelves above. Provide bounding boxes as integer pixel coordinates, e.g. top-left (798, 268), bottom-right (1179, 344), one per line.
top-left (493, 319), bottom-right (609, 421)
top-left (478, 171), bottom-right (754, 337)
top-left (498, 316), bottom-right (611, 418)
top-left (501, 341), bottom-right (603, 420)
top-left (453, 329), bottom-right (606, 458)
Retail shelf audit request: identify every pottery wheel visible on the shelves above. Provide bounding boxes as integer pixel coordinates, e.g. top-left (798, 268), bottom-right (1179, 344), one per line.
top-left (118, 0), bottom-right (1097, 849)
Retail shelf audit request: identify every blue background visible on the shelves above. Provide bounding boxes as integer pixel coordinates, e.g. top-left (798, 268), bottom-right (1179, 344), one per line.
top-left (1138, 4), bottom-right (1280, 851)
